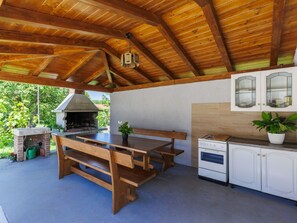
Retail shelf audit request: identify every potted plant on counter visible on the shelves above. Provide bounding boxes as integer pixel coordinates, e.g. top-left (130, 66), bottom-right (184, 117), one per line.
top-left (252, 112), bottom-right (297, 144)
top-left (118, 121), bottom-right (133, 142)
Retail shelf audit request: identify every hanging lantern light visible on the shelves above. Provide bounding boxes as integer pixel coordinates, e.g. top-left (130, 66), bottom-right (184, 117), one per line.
top-left (121, 33), bottom-right (139, 68)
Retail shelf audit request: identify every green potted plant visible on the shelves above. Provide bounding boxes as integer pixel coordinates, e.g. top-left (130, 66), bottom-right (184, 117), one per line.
top-left (118, 121), bottom-right (133, 142)
top-left (252, 112), bottom-right (297, 144)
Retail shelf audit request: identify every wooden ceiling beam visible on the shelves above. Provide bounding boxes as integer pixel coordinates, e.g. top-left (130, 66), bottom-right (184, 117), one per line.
top-left (100, 43), bottom-right (154, 82)
top-left (270, 0), bottom-right (287, 66)
top-left (30, 57), bottom-right (54, 76)
top-left (0, 30), bottom-right (104, 48)
top-left (0, 45), bottom-right (54, 54)
top-left (0, 5), bottom-right (124, 39)
top-left (110, 67), bottom-right (136, 85)
top-left (0, 0), bottom-right (3, 7)
top-left (101, 51), bottom-right (112, 84)
top-left (0, 70), bottom-right (111, 92)
top-left (0, 49), bottom-right (100, 63)
top-left (60, 52), bottom-right (97, 81)
top-left (79, 0), bottom-right (159, 26)
top-left (194, 0), bottom-right (233, 72)
top-left (82, 67), bottom-right (106, 84)
top-left (127, 33), bottom-right (175, 80)
top-left (114, 64), bottom-right (294, 92)
top-left (158, 19), bottom-right (201, 76)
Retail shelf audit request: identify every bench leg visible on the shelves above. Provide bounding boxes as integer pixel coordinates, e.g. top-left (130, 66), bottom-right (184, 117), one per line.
top-left (112, 182), bottom-right (137, 214)
top-left (162, 155), bottom-right (174, 171)
top-left (58, 158), bottom-right (77, 179)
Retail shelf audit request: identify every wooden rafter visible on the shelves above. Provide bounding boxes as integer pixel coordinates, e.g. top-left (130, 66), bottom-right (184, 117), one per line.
top-left (0, 30), bottom-right (104, 48)
top-left (194, 0), bottom-right (233, 72)
top-left (0, 45), bottom-right (54, 54)
top-left (101, 51), bottom-right (113, 84)
top-left (127, 33), bottom-right (175, 80)
top-left (60, 52), bottom-right (97, 81)
top-left (81, 0), bottom-right (200, 77)
top-left (110, 67), bottom-right (135, 85)
top-left (270, 0), bottom-right (287, 66)
top-left (100, 43), bottom-right (154, 82)
top-left (0, 70), bottom-right (111, 92)
top-left (114, 64), bottom-right (293, 92)
top-left (0, 5), bottom-right (123, 39)
top-left (79, 0), bottom-right (159, 26)
top-left (0, 0), bottom-right (3, 7)
top-left (0, 49), bottom-right (100, 63)
top-left (82, 67), bottom-right (106, 84)
top-left (30, 57), bottom-right (54, 76)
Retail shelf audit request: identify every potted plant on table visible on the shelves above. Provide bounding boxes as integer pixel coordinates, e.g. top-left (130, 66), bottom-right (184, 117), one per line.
top-left (252, 112), bottom-right (297, 144)
top-left (118, 121), bottom-right (133, 142)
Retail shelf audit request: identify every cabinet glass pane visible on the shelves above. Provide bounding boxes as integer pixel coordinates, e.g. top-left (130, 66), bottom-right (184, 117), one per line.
top-left (266, 72), bottom-right (292, 108)
top-left (235, 76), bottom-right (256, 108)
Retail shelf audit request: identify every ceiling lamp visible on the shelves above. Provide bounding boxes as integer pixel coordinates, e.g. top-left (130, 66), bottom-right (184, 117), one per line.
top-left (121, 33), bottom-right (139, 68)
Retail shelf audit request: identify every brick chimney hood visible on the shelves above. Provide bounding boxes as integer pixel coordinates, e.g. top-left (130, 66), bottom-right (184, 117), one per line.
top-left (53, 94), bottom-right (99, 113)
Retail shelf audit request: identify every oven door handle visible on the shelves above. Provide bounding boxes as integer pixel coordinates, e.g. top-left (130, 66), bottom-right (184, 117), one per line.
top-left (199, 148), bottom-right (226, 155)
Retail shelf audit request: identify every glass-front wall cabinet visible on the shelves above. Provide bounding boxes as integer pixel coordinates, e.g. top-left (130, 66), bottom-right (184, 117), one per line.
top-left (235, 76), bottom-right (256, 108)
top-left (265, 72), bottom-right (292, 108)
top-left (231, 72), bottom-right (260, 111)
top-left (231, 67), bottom-right (297, 112)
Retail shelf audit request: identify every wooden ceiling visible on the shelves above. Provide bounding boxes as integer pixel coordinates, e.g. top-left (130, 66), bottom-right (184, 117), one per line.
top-left (0, 0), bottom-right (296, 92)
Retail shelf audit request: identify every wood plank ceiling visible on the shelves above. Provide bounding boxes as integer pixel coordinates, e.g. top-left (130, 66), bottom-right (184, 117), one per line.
top-left (0, 0), bottom-right (296, 92)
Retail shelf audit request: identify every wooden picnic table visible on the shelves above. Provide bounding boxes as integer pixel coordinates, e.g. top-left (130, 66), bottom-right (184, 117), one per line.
top-left (76, 133), bottom-right (172, 170)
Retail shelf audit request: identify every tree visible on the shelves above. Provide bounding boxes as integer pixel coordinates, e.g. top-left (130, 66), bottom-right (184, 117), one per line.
top-left (96, 95), bottom-right (110, 127)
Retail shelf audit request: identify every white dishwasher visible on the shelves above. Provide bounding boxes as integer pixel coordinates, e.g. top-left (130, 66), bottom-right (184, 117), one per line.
top-left (198, 135), bottom-right (230, 185)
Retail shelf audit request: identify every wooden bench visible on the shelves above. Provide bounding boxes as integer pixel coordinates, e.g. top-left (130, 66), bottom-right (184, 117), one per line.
top-left (132, 128), bottom-right (187, 171)
top-left (52, 135), bottom-right (156, 214)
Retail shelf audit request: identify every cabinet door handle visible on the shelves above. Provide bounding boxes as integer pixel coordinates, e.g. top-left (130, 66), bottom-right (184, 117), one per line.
top-left (257, 154), bottom-right (260, 156)
top-left (262, 103), bottom-right (266, 106)
top-left (262, 155), bottom-right (266, 157)
top-left (257, 103), bottom-right (260, 105)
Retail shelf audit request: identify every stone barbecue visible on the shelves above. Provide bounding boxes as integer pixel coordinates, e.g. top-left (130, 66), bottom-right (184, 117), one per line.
top-left (53, 93), bottom-right (99, 132)
top-left (14, 127), bottom-right (51, 162)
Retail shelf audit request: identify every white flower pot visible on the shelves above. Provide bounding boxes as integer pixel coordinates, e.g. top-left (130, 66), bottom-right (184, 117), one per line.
top-left (267, 133), bottom-right (285, 144)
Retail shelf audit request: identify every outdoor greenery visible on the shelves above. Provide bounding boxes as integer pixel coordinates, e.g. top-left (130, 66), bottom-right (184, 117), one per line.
top-left (252, 112), bottom-right (297, 134)
top-left (0, 81), bottom-right (68, 157)
top-left (0, 82), bottom-right (111, 159)
top-left (95, 95), bottom-right (110, 128)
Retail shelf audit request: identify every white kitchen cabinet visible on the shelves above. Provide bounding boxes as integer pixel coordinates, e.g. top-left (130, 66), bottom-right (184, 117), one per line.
top-left (261, 148), bottom-right (297, 201)
top-left (229, 144), bottom-right (261, 191)
top-left (231, 67), bottom-right (297, 111)
top-left (229, 143), bottom-right (297, 201)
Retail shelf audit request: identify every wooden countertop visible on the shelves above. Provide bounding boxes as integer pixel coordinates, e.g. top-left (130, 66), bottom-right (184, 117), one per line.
top-left (228, 137), bottom-right (297, 152)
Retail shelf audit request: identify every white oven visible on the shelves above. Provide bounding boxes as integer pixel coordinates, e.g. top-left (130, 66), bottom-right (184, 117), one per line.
top-left (198, 135), bottom-right (230, 184)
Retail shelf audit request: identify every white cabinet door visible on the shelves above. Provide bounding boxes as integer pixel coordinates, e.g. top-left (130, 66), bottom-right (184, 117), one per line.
top-left (261, 148), bottom-right (297, 200)
top-left (261, 67), bottom-right (297, 112)
top-left (229, 144), bottom-right (261, 191)
top-left (231, 72), bottom-right (261, 111)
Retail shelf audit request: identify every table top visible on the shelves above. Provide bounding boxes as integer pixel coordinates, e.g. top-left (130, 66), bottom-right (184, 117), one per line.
top-left (76, 133), bottom-right (172, 154)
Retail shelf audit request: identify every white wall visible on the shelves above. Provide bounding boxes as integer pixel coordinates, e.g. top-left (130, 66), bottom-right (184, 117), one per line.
top-left (110, 79), bottom-right (231, 166)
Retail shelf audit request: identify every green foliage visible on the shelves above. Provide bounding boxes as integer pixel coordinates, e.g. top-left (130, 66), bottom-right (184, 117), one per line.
top-left (0, 81), bottom-right (68, 150)
top-left (96, 95), bottom-right (110, 127)
top-left (118, 121), bottom-right (133, 135)
top-left (252, 112), bottom-right (297, 134)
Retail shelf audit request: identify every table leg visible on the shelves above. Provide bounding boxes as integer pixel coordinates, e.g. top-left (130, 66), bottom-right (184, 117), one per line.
top-left (143, 154), bottom-right (149, 171)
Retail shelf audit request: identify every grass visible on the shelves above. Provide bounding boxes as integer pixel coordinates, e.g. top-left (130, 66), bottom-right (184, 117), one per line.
top-left (0, 147), bottom-right (13, 159)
